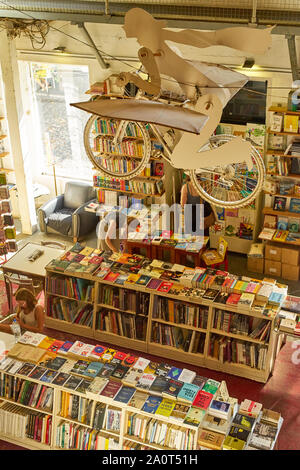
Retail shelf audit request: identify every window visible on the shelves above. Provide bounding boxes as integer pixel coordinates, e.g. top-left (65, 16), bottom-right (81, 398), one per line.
top-left (29, 62), bottom-right (92, 179)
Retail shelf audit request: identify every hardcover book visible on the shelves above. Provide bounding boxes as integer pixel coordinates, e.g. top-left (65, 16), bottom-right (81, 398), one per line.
top-left (141, 395), bottom-right (163, 414)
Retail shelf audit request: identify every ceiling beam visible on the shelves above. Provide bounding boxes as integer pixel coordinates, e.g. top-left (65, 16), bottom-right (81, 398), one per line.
top-left (76, 22), bottom-right (109, 69)
top-left (286, 34), bottom-right (299, 81)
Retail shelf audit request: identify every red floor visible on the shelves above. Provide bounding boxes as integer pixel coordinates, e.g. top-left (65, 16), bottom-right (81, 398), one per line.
top-left (0, 326), bottom-right (299, 451)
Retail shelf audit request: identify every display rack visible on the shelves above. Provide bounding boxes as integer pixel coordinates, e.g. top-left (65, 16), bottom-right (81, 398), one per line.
top-left (45, 267), bottom-right (278, 383)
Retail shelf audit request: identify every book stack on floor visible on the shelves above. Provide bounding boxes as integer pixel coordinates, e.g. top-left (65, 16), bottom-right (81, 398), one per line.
top-left (0, 332), bottom-right (283, 450)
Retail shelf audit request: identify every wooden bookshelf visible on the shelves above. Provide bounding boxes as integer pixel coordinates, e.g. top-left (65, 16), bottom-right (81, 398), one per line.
top-left (45, 267), bottom-right (278, 383)
top-left (263, 207), bottom-right (300, 218)
top-left (267, 128), bottom-right (300, 137)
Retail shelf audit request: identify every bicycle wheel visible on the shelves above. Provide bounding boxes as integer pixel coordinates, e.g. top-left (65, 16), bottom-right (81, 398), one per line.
top-left (84, 113), bottom-right (152, 179)
top-left (190, 134), bottom-right (265, 208)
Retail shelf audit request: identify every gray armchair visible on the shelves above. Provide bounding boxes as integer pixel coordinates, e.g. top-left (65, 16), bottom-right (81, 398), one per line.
top-left (37, 181), bottom-right (98, 242)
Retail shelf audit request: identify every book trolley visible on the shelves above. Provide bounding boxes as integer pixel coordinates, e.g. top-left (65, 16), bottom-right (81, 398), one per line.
top-left (44, 263), bottom-right (279, 384)
top-left (0, 334), bottom-right (283, 451)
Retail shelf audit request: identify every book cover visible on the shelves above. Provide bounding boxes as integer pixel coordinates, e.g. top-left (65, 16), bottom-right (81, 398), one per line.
top-left (166, 367), bottom-right (182, 380)
top-left (128, 391), bottom-right (148, 409)
top-left (149, 375), bottom-right (169, 395)
top-left (63, 375), bottom-right (83, 390)
top-left (229, 425), bottom-right (250, 442)
top-left (146, 278), bottom-right (162, 290)
top-left (122, 354), bottom-right (138, 368)
top-left (202, 379), bottom-right (220, 395)
top-left (170, 402), bottom-right (190, 421)
top-left (41, 356), bottom-right (67, 371)
top-left (17, 362), bottom-right (36, 376)
top-left (70, 360), bottom-right (90, 376)
top-left (52, 372), bottom-right (71, 386)
top-left (141, 395), bottom-right (163, 414)
top-left (40, 369), bottom-right (58, 383)
top-left (192, 389), bottom-right (214, 409)
top-left (58, 341), bottom-right (74, 355)
top-left (183, 406), bottom-right (206, 427)
top-left (197, 429), bottom-right (225, 450)
top-left (98, 363), bottom-right (117, 378)
top-left (177, 368), bottom-right (196, 384)
top-left (47, 339), bottom-right (65, 354)
top-left (100, 380), bottom-right (122, 399)
top-left (113, 351), bottom-right (128, 362)
top-left (239, 399), bottom-right (263, 418)
top-left (136, 373), bottom-right (157, 391)
top-left (122, 369), bottom-right (143, 387)
top-left (86, 378), bottom-right (109, 398)
top-left (101, 348), bottom-right (117, 363)
top-left (157, 281), bottom-right (173, 293)
top-left (223, 436), bottom-right (245, 450)
top-left (155, 363), bottom-right (172, 377)
top-left (28, 365), bottom-right (48, 380)
top-left (226, 293), bottom-right (241, 305)
top-left (232, 412), bottom-right (256, 430)
top-left (83, 361), bottom-right (104, 379)
top-left (289, 198), bottom-right (300, 213)
top-left (155, 398), bottom-right (176, 417)
top-left (89, 344), bottom-right (107, 360)
top-left (192, 375), bottom-right (208, 390)
top-left (202, 289), bottom-right (219, 301)
top-left (201, 413), bottom-right (229, 435)
top-left (162, 379), bottom-right (183, 399)
top-left (273, 196), bottom-right (287, 211)
top-left (111, 364), bottom-right (130, 380)
top-left (177, 382), bottom-right (200, 404)
top-left (76, 379), bottom-right (92, 394)
top-left (208, 400), bottom-right (231, 419)
top-left (133, 357), bottom-right (150, 371)
top-left (114, 385), bottom-right (136, 404)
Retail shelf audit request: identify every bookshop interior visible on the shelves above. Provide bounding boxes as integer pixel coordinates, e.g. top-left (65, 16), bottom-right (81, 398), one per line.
top-left (1, 0), bottom-right (300, 453)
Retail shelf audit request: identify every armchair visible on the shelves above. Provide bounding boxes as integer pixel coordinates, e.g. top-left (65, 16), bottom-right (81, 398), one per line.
top-left (37, 181), bottom-right (98, 242)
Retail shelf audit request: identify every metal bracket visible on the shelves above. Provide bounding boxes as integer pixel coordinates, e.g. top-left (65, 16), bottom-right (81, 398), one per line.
top-left (286, 34), bottom-right (299, 82)
top-left (76, 22), bottom-right (109, 69)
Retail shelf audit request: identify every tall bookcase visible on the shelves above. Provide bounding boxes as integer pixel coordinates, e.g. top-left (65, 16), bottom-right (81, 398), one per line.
top-left (0, 74), bottom-right (17, 259)
top-left (45, 267), bottom-right (278, 383)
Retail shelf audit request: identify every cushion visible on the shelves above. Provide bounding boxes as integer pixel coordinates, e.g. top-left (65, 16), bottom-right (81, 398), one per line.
top-left (64, 181), bottom-right (95, 210)
top-left (46, 208), bottom-right (74, 235)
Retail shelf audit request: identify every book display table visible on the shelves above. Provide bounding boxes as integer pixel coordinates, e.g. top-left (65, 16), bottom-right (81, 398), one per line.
top-left (0, 332), bottom-right (283, 450)
top-left (43, 244), bottom-right (289, 384)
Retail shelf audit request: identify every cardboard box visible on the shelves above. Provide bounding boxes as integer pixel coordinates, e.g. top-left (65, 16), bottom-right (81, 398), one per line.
top-left (281, 263), bottom-right (300, 281)
top-left (281, 246), bottom-right (300, 266)
top-left (247, 257), bottom-right (264, 273)
top-left (265, 243), bottom-right (282, 261)
top-left (264, 259), bottom-right (281, 277)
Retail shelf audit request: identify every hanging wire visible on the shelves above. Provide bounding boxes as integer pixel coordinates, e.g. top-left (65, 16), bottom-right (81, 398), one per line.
top-left (0, 18), bottom-right (50, 49)
top-left (0, 0), bottom-right (295, 100)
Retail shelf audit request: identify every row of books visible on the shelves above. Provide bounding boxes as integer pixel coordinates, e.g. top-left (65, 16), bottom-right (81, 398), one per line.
top-left (56, 419), bottom-right (119, 450)
top-left (46, 276), bottom-right (94, 302)
top-left (208, 334), bottom-right (268, 370)
top-left (0, 403), bottom-right (52, 445)
top-left (99, 285), bottom-right (150, 315)
top-left (96, 309), bottom-right (148, 341)
top-left (153, 297), bottom-right (209, 328)
top-left (93, 118), bottom-right (143, 138)
top-left (94, 135), bottom-right (145, 157)
top-left (60, 390), bottom-right (93, 424)
top-left (46, 296), bottom-right (93, 327)
top-left (213, 310), bottom-right (271, 342)
top-left (259, 227), bottom-right (300, 243)
top-left (96, 189), bottom-right (145, 205)
top-left (152, 323), bottom-right (196, 353)
top-left (93, 176), bottom-right (164, 196)
top-left (47, 244), bottom-right (288, 315)
top-left (272, 195), bottom-right (300, 213)
top-left (0, 333), bottom-right (282, 450)
top-left (264, 213), bottom-right (300, 233)
top-left (1, 374), bottom-right (54, 411)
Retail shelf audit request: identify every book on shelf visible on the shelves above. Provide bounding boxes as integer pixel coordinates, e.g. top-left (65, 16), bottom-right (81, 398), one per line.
top-left (183, 406), bottom-right (206, 427)
top-left (141, 395), bottom-right (163, 414)
top-left (197, 429), bottom-right (225, 450)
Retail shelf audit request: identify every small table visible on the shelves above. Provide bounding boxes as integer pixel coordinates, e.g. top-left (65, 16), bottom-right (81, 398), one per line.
top-left (2, 242), bottom-right (64, 311)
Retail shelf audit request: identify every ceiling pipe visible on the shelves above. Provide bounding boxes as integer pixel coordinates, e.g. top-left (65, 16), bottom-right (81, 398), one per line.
top-left (75, 21), bottom-right (109, 69)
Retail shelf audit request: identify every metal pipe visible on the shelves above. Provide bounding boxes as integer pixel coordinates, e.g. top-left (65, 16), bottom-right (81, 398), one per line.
top-left (76, 22), bottom-right (109, 69)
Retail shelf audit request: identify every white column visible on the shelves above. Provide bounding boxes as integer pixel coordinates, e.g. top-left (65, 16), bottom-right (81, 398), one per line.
top-left (0, 31), bottom-right (36, 234)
